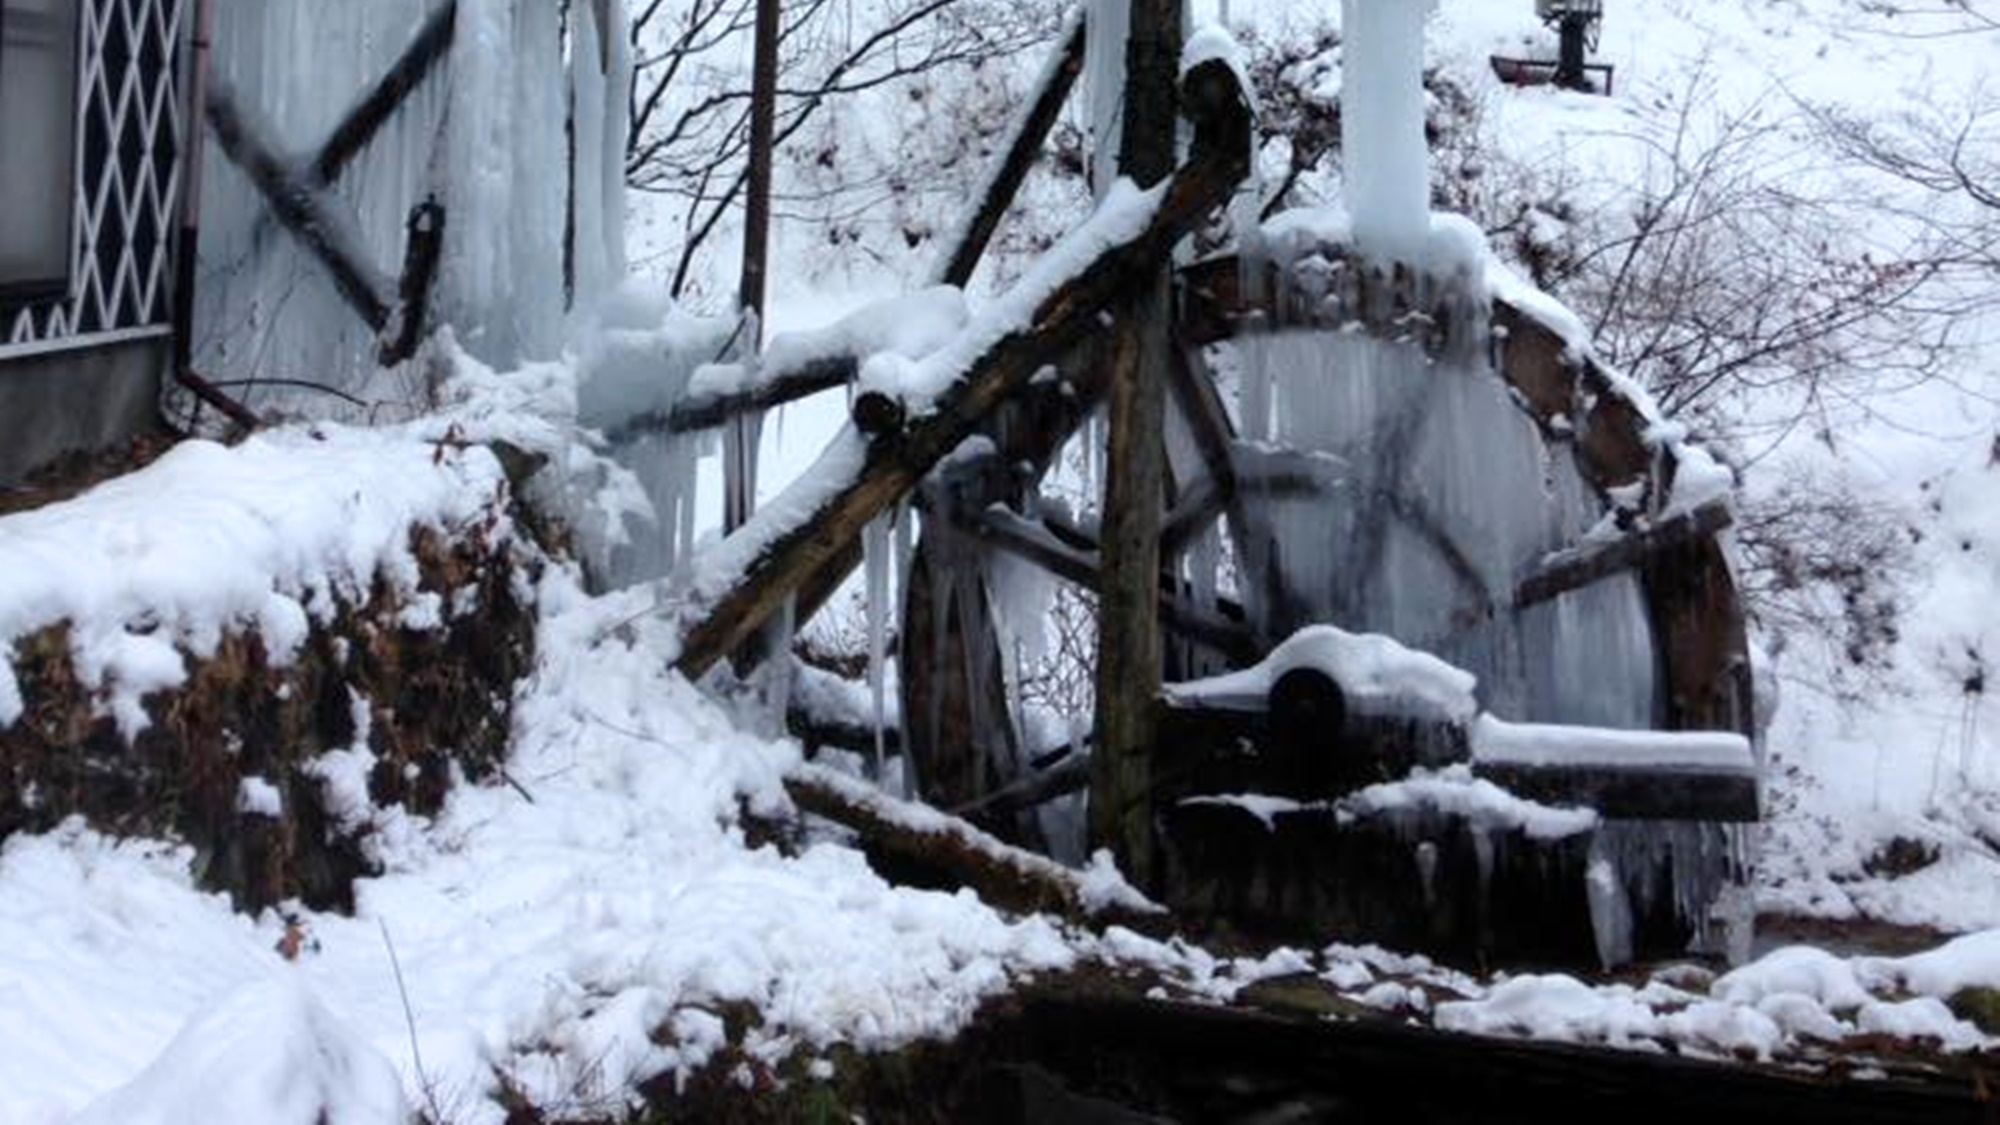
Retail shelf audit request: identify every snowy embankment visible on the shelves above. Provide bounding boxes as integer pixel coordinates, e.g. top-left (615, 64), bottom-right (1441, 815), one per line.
top-left (0, 366), bottom-right (1085, 1122)
top-left (0, 341), bottom-right (1994, 1122)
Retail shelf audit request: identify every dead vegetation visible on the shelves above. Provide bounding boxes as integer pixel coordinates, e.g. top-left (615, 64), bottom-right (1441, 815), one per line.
top-left (0, 515), bottom-right (542, 913)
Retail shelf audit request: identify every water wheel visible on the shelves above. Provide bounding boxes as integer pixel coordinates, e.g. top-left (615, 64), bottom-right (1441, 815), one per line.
top-left (885, 224), bottom-right (1757, 966)
top-left (659, 36), bottom-right (1755, 968)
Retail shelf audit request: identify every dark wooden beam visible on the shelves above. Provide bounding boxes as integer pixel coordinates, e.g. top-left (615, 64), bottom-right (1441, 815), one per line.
top-left (1474, 761), bottom-right (1759, 823)
top-left (1094, 0), bottom-right (1190, 890)
top-left (672, 60), bottom-right (1251, 681)
top-left (206, 87), bottom-right (394, 332)
top-left (310, 1), bottom-right (458, 187)
top-left (378, 197), bottom-right (446, 366)
top-left (972, 507), bottom-right (1253, 658)
top-left (1514, 500), bottom-right (1734, 609)
top-left (932, 16), bottom-right (1087, 289)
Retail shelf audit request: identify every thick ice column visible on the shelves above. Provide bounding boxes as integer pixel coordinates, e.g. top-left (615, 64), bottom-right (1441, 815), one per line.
top-left (1339, 0), bottom-right (1433, 265)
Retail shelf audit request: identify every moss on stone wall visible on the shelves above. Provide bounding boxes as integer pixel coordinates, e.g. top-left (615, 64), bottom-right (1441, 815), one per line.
top-left (0, 519), bottom-right (542, 914)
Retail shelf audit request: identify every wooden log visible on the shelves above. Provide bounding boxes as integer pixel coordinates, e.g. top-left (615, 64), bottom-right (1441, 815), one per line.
top-left (931, 16), bottom-right (1088, 289)
top-left (311, 1), bottom-right (458, 187)
top-left (603, 355), bottom-right (859, 440)
top-left (783, 764), bottom-right (1157, 926)
top-left (672, 59), bottom-right (1252, 681)
top-left (206, 88), bottom-right (394, 332)
top-left (1514, 500), bottom-right (1734, 609)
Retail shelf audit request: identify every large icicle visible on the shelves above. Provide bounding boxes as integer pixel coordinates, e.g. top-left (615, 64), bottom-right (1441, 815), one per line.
top-left (1339, 0), bottom-right (1434, 265)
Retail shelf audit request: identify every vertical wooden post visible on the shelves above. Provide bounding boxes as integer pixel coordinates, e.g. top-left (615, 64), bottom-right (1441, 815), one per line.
top-left (1090, 0), bottom-right (1182, 889)
top-left (729, 0), bottom-right (781, 533)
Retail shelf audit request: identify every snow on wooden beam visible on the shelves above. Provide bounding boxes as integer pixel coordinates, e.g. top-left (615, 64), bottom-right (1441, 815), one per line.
top-left (672, 60), bottom-right (1252, 680)
top-left (1514, 500), bottom-right (1734, 610)
top-left (607, 355), bottom-right (860, 440)
top-left (1470, 715), bottom-right (1759, 822)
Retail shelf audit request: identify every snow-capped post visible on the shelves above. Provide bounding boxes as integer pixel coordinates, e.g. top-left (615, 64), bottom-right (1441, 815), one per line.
top-left (1091, 0), bottom-right (1184, 890)
top-left (671, 59), bottom-right (1251, 685)
top-left (1339, 0), bottom-right (1435, 268)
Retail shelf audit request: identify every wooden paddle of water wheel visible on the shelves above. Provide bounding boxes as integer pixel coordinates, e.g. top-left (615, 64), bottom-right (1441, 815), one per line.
top-left (663, 8), bottom-right (1758, 971)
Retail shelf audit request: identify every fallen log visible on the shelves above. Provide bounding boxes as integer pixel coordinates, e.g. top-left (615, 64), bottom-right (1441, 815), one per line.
top-left (673, 58), bottom-right (1251, 680)
top-left (784, 765), bottom-right (1159, 926)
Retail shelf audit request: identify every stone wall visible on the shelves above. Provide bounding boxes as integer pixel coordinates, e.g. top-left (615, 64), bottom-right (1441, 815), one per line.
top-left (0, 521), bottom-right (541, 913)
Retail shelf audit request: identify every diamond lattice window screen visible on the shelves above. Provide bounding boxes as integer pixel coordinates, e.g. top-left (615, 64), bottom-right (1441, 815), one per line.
top-left (2, 0), bottom-right (184, 350)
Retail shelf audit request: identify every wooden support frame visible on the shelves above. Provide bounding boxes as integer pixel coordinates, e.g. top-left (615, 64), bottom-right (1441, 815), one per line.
top-left (971, 506), bottom-right (1254, 658)
top-left (207, 3), bottom-right (458, 366)
top-left (205, 89), bottom-right (395, 331)
top-left (673, 58), bottom-right (1252, 681)
top-left (312, 1), bottom-right (459, 187)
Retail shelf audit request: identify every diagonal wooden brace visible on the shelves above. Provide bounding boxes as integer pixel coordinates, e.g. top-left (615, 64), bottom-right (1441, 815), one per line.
top-left (673, 59), bottom-right (1252, 681)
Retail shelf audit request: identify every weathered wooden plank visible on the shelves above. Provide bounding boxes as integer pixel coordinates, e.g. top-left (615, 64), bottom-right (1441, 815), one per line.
top-left (1514, 500), bottom-right (1733, 609)
top-left (672, 59), bottom-right (1251, 680)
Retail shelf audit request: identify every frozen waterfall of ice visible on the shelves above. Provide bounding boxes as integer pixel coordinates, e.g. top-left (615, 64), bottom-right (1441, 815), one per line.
top-left (192, 0), bottom-right (631, 408)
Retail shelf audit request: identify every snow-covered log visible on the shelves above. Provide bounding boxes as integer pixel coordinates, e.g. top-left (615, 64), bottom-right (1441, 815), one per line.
top-left (785, 764), bottom-right (1158, 925)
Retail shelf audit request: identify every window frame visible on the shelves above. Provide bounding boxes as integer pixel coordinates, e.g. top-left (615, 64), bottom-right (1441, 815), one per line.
top-left (0, 0), bottom-right (83, 304)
